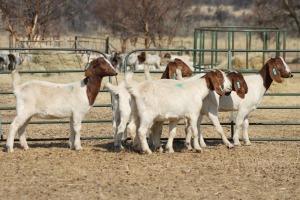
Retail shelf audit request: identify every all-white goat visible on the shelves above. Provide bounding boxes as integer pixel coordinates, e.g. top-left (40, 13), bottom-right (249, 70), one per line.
top-left (104, 80), bottom-right (139, 150)
top-left (105, 60), bottom-right (194, 152)
top-left (6, 57), bottom-right (117, 152)
top-left (217, 56), bottom-right (293, 146)
top-left (126, 69), bottom-right (232, 154)
top-left (113, 52), bottom-right (162, 72)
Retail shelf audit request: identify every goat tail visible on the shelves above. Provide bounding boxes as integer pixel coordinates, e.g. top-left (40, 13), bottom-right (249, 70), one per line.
top-left (11, 70), bottom-right (20, 91)
top-left (144, 65), bottom-right (152, 81)
top-left (104, 82), bottom-right (119, 96)
top-left (124, 72), bottom-right (139, 98)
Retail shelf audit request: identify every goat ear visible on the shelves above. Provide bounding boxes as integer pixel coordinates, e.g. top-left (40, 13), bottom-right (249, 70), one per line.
top-left (205, 71), bottom-right (225, 96)
top-left (169, 65), bottom-right (177, 80)
top-left (85, 60), bottom-right (95, 77)
top-left (268, 59), bottom-right (283, 83)
top-left (161, 65), bottom-right (169, 79)
top-left (229, 73), bottom-right (248, 99)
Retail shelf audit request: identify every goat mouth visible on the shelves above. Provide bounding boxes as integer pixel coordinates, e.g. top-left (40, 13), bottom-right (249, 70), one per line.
top-left (282, 73), bottom-right (293, 78)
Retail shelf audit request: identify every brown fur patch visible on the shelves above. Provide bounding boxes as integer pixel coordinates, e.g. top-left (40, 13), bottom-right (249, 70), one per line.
top-left (203, 70), bottom-right (225, 96)
top-left (84, 57), bottom-right (117, 105)
top-left (226, 72), bottom-right (248, 99)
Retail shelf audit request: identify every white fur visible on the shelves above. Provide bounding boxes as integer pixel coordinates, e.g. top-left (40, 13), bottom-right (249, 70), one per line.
top-left (210, 57), bottom-right (292, 146)
top-left (6, 58), bottom-right (117, 152)
top-left (125, 70), bottom-right (232, 154)
top-left (104, 81), bottom-right (139, 150)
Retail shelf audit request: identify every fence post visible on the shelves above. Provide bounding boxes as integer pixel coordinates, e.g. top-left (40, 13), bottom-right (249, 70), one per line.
top-left (0, 113), bottom-right (2, 139)
top-left (74, 36), bottom-right (78, 49)
top-left (105, 36), bottom-right (109, 54)
top-left (228, 50), bottom-right (235, 139)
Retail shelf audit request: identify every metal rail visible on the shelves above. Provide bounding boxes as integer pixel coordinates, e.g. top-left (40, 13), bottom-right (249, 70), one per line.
top-left (0, 47), bottom-right (299, 143)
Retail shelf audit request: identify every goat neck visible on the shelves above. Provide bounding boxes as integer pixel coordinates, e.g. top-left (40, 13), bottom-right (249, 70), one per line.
top-left (84, 76), bottom-right (103, 106)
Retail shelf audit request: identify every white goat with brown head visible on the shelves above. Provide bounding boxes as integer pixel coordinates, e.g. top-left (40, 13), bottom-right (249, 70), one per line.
top-left (218, 56), bottom-right (293, 146)
top-left (6, 57), bottom-right (117, 152)
top-left (125, 69), bottom-right (232, 154)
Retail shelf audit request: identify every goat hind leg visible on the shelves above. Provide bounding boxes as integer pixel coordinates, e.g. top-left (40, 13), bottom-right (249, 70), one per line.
top-left (6, 116), bottom-right (30, 152)
top-left (18, 118), bottom-right (32, 150)
top-left (137, 125), bottom-right (152, 154)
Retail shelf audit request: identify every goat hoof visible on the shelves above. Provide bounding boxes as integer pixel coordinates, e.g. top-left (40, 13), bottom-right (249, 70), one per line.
top-left (227, 143), bottom-right (234, 149)
top-left (233, 141), bottom-right (242, 146)
top-left (5, 147), bottom-right (14, 153)
top-left (23, 147), bottom-right (29, 151)
top-left (200, 143), bottom-right (207, 148)
top-left (165, 149), bottom-right (175, 153)
top-left (185, 143), bottom-right (193, 151)
top-left (141, 149), bottom-right (152, 155)
top-left (195, 148), bottom-right (203, 153)
top-left (74, 145), bottom-right (83, 150)
top-left (114, 145), bottom-right (125, 152)
top-left (244, 141), bottom-right (252, 146)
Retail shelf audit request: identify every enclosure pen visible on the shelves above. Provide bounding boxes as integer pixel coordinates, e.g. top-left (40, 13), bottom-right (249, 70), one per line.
top-left (0, 47), bottom-right (299, 144)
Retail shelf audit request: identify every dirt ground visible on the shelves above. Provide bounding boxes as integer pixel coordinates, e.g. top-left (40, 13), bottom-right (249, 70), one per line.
top-left (0, 54), bottom-right (299, 199)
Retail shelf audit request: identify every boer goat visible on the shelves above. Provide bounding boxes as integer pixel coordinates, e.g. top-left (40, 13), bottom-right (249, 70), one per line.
top-left (125, 69), bottom-right (232, 154)
top-left (181, 71), bottom-right (248, 150)
top-left (6, 57), bottom-right (117, 152)
top-left (216, 56), bottom-right (293, 146)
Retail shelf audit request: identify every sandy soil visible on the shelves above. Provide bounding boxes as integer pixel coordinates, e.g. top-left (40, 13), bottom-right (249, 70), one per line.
top-left (0, 53), bottom-right (299, 199)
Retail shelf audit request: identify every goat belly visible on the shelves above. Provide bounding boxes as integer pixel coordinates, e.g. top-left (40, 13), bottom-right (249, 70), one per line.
top-left (34, 109), bottom-right (73, 119)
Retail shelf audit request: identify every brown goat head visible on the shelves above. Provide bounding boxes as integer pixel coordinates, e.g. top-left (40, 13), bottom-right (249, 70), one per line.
top-left (85, 57), bottom-right (117, 77)
top-left (161, 58), bottom-right (193, 79)
top-left (203, 69), bottom-right (225, 96)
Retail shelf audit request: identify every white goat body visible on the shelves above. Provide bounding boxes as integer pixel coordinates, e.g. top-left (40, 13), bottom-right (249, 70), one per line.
top-left (126, 69), bottom-right (232, 154)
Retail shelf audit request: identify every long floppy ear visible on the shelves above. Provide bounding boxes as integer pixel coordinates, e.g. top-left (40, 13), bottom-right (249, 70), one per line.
top-left (268, 58), bottom-right (283, 83)
top-left (161, 65), bottom-right (169, 79)
top-left (166, 62), bottom-right (177, 79)
top-left (174, 58), bottom-right (193, 77)
top-left (204, 71), bottom-right (225, 96)
top-left (228, 72), bottom-right (248, 99)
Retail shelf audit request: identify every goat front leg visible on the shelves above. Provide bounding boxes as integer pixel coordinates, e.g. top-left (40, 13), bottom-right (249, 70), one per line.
top-left (114, 120), bottom-right (128, 151)
top-left (197, 115), bottom-right (207, 148)
top-left (165, 121), bottom-right (178, 153)
top-left (242, 118), bottom-right (251, 146)
top-left (70, 117), bottom-right (83, 150)
top-left (208, 113), bottom-right (234, 148)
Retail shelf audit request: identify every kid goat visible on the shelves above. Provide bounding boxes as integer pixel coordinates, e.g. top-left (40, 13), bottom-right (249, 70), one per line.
top-left (6, 57), bottom-right (117, 152)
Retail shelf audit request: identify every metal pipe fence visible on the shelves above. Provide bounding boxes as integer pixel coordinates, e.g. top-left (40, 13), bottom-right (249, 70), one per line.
top-left (0, 48), bottom-right (299, 143)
